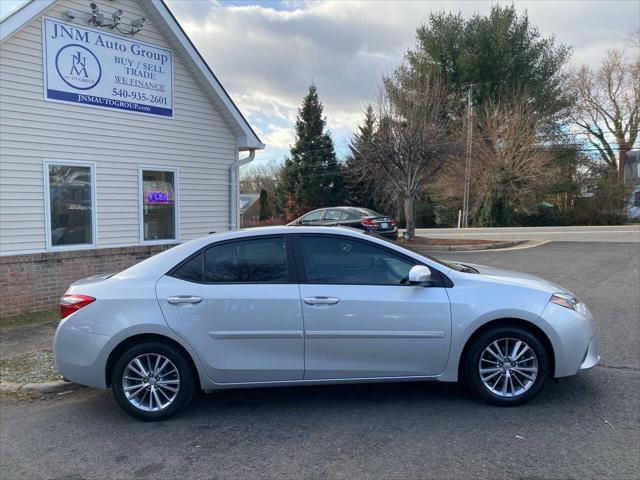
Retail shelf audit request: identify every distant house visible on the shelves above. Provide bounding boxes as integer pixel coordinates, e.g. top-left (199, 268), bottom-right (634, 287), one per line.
top-left (239, 193), bottom-right (260, 214)
top-left (624, 151), bottom-right (640, 184)
top-left (0, 0), bottom-right (264, 317)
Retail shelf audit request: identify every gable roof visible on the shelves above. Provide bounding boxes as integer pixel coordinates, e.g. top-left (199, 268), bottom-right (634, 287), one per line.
top-left (0, 0), bottom-right (264, 151)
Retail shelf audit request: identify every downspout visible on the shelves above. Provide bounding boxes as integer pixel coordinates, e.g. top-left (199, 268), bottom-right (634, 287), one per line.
top-left (229, 149), bottom-right (256, 230)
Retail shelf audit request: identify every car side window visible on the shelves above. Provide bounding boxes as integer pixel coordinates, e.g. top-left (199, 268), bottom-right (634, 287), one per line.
top-left (204, 236), bottom-right (289, 283)
top-left (300, 210), bottom-right (324, 224)
top-left (298, 235), bottom-right (414, 285)
top-left (324, 209), bottom-right (347, 221)
top-left (171, 252), bottom-right (204, 282)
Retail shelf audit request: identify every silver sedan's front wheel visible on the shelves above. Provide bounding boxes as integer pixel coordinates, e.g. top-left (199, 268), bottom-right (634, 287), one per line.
top-left (479, 338), bottom-right (539, 398)
top-left (465, 326), bottom-right (549, 406)
top-left (112, 342), bottom-right (195, 421)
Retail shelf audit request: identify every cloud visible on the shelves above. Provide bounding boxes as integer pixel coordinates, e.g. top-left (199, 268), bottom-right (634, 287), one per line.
top-left (262, 124), bottom-right (296, 151)
top-left (165, 0), bottom-right (640, 164)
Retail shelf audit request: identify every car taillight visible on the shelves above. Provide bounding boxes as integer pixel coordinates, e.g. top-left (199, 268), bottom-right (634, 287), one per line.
top-left (60, 294), bottom-right (95, 319)
top-left (390, 219), bottom-right (396, 225)
top-left (360, 219), bottom-right (376, 227)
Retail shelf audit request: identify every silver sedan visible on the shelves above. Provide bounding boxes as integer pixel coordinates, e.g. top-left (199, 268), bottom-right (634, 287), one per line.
top-left (53, 226), bottom-right (599, 420)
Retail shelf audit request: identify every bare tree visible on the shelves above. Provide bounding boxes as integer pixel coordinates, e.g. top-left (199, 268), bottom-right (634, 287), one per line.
top-left (473, 95), bottom-right (554, 225)
top-left (353, 67), bottom-right (453, 238)
top-left (572, 48), bottom-right (640, 177)
top-left (240, 162), bottom-right (282, 194)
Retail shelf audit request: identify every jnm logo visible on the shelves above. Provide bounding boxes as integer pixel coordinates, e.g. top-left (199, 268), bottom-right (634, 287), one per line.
top-left (70, 51), bottom-right (88, 78)
top-left (55, 44), bottom-right (102, 90)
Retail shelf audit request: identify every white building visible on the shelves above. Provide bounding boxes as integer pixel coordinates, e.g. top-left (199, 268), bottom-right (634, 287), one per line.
top-left (0, 0), bottom-right (264, 316)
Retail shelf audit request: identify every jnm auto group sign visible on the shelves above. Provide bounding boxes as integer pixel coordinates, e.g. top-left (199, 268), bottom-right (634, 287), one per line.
top-left (42, 17), bottom-right (173, 117)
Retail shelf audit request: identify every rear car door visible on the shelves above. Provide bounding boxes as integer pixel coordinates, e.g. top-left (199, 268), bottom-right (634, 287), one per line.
top-left (322, 209), bottom-right (347, 225)
top-left (156, 235), bottom-right (304, 383)
top-left (295, 234), bottom-right (452, 379)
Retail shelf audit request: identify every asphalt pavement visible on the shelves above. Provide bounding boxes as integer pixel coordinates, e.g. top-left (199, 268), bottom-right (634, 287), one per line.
top-left (1, 241), bottom-right (638, 480)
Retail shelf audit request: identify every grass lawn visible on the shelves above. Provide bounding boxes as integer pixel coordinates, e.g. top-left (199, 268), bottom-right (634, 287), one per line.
top-left (0, 310), bottom-right (58, 331)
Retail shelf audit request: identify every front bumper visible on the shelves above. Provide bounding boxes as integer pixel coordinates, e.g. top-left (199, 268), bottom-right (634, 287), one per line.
top-left (540, 300), bottom-right (599, 377)
top-left (579, 336), bottom-right (600, 370)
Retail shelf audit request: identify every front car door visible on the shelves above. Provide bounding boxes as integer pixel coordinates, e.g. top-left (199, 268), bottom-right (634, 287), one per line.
top-left (299, 209), bottom-right (325, 225)
top-left (156, 235), bottom-right (304, 383)
top-left (295, 234), bottom-right (452, 380)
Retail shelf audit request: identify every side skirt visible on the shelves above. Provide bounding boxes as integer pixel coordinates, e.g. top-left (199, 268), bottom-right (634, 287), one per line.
top-left (202, 374), bottom-right (445, 392)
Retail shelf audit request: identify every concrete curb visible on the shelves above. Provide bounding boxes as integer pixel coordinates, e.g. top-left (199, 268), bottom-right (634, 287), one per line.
top-left (410, 240), bottom-right (528, 252)
top-left (0, 379), bottom-right (82, 394)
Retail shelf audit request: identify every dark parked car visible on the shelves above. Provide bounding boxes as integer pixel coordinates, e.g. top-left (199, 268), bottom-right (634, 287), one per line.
top-left (289, 207), bottom-right (398, 239)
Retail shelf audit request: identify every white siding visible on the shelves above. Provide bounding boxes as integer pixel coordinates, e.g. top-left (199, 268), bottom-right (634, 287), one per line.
top-left (0, 0), bottom-right (238, 255)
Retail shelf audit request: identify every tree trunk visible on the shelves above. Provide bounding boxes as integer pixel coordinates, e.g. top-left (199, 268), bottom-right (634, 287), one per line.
top-left (618, 141), bottom-right (628, 180)
top-left (404, 196), bottom-right (415, 239)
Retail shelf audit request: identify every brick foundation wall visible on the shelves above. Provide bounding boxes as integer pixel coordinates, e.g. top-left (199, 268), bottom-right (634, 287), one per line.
top-left (0, 244), bottom-right (175, 319)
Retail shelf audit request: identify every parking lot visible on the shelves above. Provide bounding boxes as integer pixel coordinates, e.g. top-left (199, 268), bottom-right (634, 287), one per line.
top-left (1, 240), bottom-right (638, 480)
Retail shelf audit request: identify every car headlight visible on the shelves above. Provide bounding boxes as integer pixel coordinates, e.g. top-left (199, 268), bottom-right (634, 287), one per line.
top-left (550, 292), bottom-right (588, 316)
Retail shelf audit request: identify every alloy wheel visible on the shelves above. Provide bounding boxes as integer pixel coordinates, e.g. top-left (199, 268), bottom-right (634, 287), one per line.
top-left (478, 337), bottom-right (539, 398)
top-left (122, 353), bottom-right (181, 412)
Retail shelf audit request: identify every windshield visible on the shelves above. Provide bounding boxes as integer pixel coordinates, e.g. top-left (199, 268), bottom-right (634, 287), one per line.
top-left (365, 233), bottom-right (471, 272)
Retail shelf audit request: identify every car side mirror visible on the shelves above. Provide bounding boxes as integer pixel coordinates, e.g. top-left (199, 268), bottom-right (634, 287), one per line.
top-left (408, 265), bottom-right (432, 285)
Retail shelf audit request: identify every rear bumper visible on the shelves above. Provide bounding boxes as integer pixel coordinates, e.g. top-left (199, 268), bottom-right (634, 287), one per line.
top-left (377, 230), bottom-right (398, 240)
top-left (53, 316), bottom-right (111, 389)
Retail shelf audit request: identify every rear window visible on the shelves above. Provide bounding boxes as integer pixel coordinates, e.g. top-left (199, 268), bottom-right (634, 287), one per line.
top-left (348, 208), bottom-right (380, 218)
top-left (170, 236), bottom-right (289, 284)
top-left (171, 252), bottom-right (203, 282)
top-left (204, 237), bottom-right (288, 283)
top-left (324, 209), bottom-right (348, 221)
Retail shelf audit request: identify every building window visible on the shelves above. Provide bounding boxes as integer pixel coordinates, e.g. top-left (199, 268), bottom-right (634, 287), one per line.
top-left (141, 169), bottom-right (177, 242)
top-left (45, 161), bottom-right (95, 248)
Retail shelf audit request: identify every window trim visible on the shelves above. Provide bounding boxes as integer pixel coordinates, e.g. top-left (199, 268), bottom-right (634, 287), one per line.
top-left (138, 165), bottom-right (180, 245)
top-left (43, 159), bottom-right (98, 251)
top-left (167, 234), bottom-right (297, 285)
top-left (292, 233), bottom-right (448, 287)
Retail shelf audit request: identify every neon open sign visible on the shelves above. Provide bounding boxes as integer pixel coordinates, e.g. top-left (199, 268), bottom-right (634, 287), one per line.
top-left (147, 191), bottom-right (169, 204)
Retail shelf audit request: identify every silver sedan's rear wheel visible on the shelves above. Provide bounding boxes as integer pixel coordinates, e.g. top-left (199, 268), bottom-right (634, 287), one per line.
top-left (122, 354), bottom-right (181, 412)
top-left (465, 326), bottom-right (549, 406)
top-left (112, 342), bottom-right (195, 421)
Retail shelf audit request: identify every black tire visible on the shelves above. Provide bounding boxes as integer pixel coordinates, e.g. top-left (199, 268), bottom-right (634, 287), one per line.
top-left (464, 326), bottom-right (549, 406)
top-left (111, 341), bottom-right (195, 421)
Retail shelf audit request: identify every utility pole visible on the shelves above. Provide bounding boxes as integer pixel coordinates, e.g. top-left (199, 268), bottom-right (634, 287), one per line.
top-left (462, 86), bottom-right (473, 228)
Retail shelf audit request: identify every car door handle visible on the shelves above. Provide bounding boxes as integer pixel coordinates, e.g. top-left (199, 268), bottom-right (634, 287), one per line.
top-left (167, 296), bottom-right (203, 305)
top-left (304, 296), bottom-right (340, 306)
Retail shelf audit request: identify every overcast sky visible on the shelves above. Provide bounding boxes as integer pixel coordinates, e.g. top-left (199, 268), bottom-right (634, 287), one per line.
top-left (2, 0), bottom-right (639, 166)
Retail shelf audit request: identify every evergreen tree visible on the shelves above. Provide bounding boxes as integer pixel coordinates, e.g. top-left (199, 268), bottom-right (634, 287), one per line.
top-left (407, 5), bottom-right (571, 123)
top-left (276, 84), bottom-right (343, 219)
top-left (258, 189), bottom-right (270, 221)
top-left (344, 105), bottom-right (380, 210)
